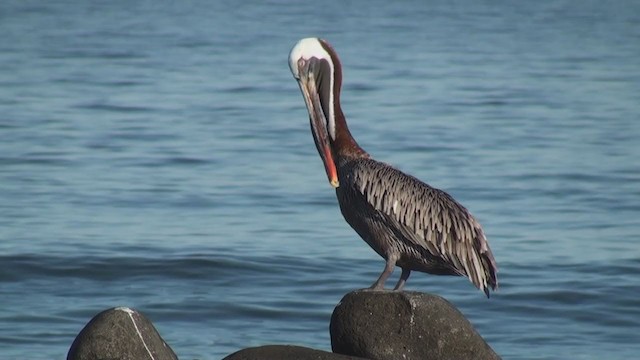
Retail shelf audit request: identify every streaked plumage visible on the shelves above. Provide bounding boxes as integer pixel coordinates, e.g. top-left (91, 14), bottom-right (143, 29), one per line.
top-left (289, 37), bottom-right (498, 297)
top-left (337, 157), bottom-right (497, 296)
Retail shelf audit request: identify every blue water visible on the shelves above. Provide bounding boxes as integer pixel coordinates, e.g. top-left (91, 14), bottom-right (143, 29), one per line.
top-left (1, 1), bottom-right (639, 359)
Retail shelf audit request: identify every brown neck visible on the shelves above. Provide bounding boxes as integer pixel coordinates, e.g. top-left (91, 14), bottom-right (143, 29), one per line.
top-left (332, 108), bottom-right (368, 159)
top-left (319, 39), bottom-right (368, 160)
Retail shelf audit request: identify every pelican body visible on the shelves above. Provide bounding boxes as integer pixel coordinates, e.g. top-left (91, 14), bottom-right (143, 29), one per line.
top-left (289, 38), bottom-right (498, 297)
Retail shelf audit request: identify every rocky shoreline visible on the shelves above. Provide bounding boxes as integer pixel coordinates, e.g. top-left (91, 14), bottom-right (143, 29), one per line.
top-left (67, 290), bottom-right (500, 360)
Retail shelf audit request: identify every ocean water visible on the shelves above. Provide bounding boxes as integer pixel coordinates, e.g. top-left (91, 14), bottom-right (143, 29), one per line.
top-left (1, 1), bottom-right (639, 359)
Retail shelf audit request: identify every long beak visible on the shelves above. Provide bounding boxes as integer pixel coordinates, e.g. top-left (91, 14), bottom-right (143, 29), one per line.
top-left (296, 60), bottom-right (339, 188)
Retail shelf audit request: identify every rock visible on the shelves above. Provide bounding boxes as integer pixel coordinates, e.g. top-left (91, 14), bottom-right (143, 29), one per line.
top-left (223, 345), bottom-right (369, 360)
top-left (330, 290), bottom-right (500, 360)
top-left (67, 307), bottom-right (178, 360)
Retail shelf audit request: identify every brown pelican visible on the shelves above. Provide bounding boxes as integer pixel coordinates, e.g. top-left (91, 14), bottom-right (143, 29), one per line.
top-left (288, 38), bottom-right (498, 297)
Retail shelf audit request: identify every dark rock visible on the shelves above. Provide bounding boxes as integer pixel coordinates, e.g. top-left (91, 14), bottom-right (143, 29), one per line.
top-left (67, 306), bottom-right (178, 360)
top-left (223, 345), bottom-right (369, 360)
top-left (330, 290), bottom-right (500, 360)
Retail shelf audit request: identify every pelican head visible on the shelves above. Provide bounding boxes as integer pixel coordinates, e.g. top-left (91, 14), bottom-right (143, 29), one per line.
top-left (289, 37), bottom-right (342, 188)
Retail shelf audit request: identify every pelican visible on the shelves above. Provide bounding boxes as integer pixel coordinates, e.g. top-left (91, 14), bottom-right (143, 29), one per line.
top-left (289, 38), bottom-right (498, 297)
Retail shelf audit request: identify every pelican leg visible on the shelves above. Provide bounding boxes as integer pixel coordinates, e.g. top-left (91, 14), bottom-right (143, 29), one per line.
top-left (370, 257), bottom-right (397, 290)
top-left (393, 268), bottom-right (411, 291)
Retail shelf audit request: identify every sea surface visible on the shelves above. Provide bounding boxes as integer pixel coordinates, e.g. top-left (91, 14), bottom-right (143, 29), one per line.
top-left (1, 1), bottom-right (639, 359)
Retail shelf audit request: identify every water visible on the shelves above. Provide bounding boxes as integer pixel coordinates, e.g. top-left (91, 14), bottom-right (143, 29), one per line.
top-left (1, 1), bottom-right (639, 359)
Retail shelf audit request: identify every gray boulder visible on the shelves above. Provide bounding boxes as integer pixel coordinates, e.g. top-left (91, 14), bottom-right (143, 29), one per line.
top-left (67, 307), bottom-right (178, 360)
top-left (330, 290), bottom-right (500, 360)
top-left (223, 345), bottom-right (369, 360)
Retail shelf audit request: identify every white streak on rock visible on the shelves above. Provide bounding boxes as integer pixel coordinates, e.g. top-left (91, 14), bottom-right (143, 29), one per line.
top-left (116, 307), bottom-right (155, 360)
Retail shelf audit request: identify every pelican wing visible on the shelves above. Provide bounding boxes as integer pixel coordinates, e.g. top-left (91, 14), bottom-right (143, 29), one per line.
top-left (348, 158), bottom-right (498, 295)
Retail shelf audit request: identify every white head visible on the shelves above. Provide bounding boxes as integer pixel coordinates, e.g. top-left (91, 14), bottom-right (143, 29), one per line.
top-left (288, 38), bottom-right (337, 140)
top-left (289, 38), bottom-right (334, 80)
top-left (288, 37), bottom-right (342, 188)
